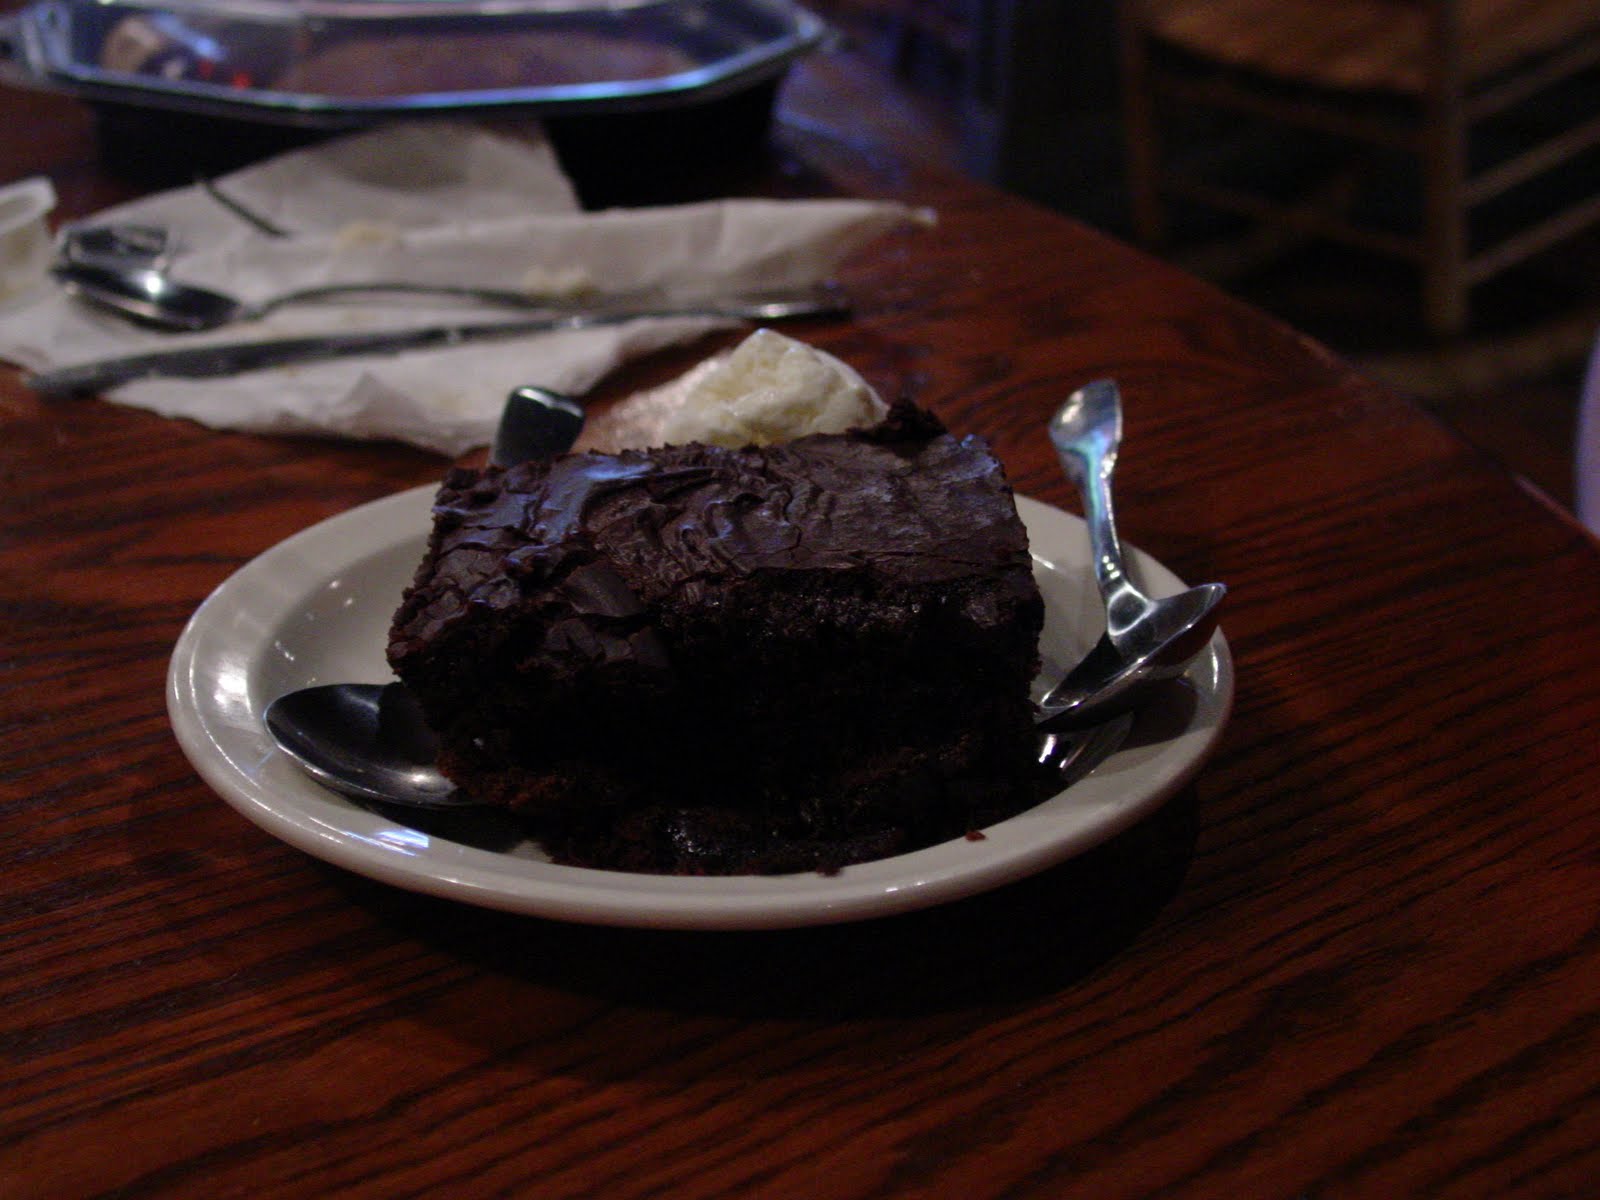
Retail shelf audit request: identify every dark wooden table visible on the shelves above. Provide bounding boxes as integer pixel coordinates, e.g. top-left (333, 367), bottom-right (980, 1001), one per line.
top-left (4, 54), bottom-right (1599, 1199)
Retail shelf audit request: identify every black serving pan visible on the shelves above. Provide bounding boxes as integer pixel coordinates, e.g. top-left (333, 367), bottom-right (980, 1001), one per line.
top-left (0, 0), bottom-right (829, 200)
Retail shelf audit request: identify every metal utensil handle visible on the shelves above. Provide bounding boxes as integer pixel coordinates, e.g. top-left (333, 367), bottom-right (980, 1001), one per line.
top-left (28, 319), bottom-right (570, 394)
top-left (251, 281), bottom-right (575, 317)
top-left (1051, 379), bottom-right (1146, 637)
top-left (27, 289), bottom-right (850, 394)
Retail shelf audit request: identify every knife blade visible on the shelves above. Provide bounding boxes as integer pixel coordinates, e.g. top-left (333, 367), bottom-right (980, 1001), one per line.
top-left (26, 316), bottom-right (598, 395)
top-left (25, 286), bottom-right (850, 395)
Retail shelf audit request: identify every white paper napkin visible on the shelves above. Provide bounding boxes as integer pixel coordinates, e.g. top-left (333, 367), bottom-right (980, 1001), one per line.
top-left (1, 120), bottom-right (922, 455)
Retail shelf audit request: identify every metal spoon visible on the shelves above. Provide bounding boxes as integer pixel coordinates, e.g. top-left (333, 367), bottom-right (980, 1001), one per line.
top-left (52, 259), bottom-right (608, 333)
top-left (492, 385), bottom-right (585, 466)
top-left (264, 382), bottom-right (584, 809)
top-left (1035, 379), bottom-right (1226, 730)
top-left (265, 680), bottom-right (456, 808)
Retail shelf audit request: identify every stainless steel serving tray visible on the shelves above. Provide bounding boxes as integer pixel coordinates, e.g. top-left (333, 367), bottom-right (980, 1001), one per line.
top-left (0, 0), bottom-right (828, 127)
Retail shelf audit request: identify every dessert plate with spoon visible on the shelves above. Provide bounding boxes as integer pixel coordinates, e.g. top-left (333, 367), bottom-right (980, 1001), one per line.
top-left (169, 380), bottom-right (1231, 928)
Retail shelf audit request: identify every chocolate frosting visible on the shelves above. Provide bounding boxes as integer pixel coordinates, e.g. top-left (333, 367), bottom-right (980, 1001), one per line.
top-left (388, 404), bottom-right (1033, 666)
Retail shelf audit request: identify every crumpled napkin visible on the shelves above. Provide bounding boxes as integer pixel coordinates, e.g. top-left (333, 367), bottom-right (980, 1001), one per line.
top-left (1, 120), bottom-right (922, 455)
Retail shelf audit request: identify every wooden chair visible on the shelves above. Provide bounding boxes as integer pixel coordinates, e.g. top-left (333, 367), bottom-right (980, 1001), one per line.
top-left (1118, 0), bottom-right (1600, 336)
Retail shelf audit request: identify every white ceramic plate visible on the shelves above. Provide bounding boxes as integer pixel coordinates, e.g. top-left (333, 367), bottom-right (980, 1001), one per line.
top-left (168, 489), bottom-right (1233, 930)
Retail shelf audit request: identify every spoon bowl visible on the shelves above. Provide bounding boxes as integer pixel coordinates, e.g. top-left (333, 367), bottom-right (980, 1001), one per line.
top-left (265, 682), bottom-right (463, 809)
top-left (1036, 379), bottom-right (1226, 730)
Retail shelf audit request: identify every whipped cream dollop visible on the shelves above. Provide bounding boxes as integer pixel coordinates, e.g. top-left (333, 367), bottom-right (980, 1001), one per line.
top-left (659, 328), bottom-right (885, 447)
top-left (580, 329), bottom-right (886, 453)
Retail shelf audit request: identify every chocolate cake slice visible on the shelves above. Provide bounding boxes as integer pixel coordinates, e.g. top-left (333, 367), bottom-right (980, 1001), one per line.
top-left (387, 403), bottom-right (1045, 874)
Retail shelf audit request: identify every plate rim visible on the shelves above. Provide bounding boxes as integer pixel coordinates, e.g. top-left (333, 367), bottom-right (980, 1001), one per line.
top-left (167, 486), bottom-right (1233, 930)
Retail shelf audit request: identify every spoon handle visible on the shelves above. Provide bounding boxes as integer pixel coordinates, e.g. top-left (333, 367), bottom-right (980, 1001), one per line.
top-left (252, 281), bottom-right (576, 317)
top-left (1048, 379), bottom-right (1145, 634)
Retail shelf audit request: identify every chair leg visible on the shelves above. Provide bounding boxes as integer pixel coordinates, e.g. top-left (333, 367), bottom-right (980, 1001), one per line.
top-left (1118, 1), bottom-right (1167, 246)
top-left (1421, 0), bottom-right (1469, 339)
top-left (1421, 128), bottom-right (1469, 338)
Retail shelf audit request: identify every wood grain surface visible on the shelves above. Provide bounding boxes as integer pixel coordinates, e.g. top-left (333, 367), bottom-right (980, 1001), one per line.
top-left (3, 51), bottom-right (1599, 1200)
